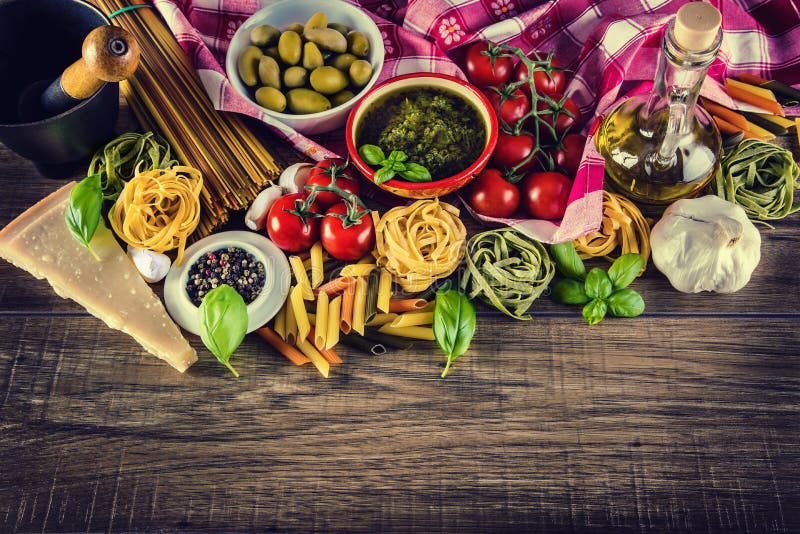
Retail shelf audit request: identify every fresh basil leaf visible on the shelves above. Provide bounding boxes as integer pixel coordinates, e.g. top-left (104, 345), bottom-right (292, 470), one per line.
top-left (551, 278), bottom-right (590, 305)
top-left (199, 284), bottom-right (248, 377)
top-left (433, 289), bottom-right (476, 378)
top-left (607, 288), bottom-right (645, 317)
top-left (388, 150), bottom-right (408, 163)
top-left (399, 163), bottom-right (432, 182)
top-left (608, 253), bottom-right (644, 290)
top-left (549, 242), bottom-right (586, 280)
top-left (374, 166), bottom-right (396, 184)
top-left (584, 268), bottom-right (612, 299)
top-left (65, 173), bottom-right (103, 261)
top-left (582, 298), bottom-right (607, 325)
top-left (358, 144), bottom-right (385, 166)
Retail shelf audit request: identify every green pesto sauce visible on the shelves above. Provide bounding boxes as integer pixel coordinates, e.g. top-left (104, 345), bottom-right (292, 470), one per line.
top-left (358, 87), bottom-right (485, 180)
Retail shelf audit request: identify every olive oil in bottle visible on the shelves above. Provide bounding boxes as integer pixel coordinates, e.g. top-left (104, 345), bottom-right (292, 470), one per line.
top-left (597, 2), bottom-right (723, 210)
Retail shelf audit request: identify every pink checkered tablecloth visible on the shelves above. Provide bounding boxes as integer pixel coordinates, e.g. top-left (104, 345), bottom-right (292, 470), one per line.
top-left (149, 0), bottom-right (800, 242)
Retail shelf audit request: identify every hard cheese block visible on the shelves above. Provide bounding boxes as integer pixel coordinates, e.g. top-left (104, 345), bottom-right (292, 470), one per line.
top-left (0, 182), bottom-right (197, 372)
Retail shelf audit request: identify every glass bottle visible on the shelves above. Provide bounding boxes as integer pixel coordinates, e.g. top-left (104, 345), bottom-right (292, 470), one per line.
top-left (596, 2), bottom-right (723, 210)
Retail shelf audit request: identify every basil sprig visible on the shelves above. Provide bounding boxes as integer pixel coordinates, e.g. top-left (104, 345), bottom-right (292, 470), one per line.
top-left (65, 173), bottom-right (103, 261)
top-left (550, 243), bottom-right (645, 324)
top-left (199, 284), bottom-right (248, 377)
top-left (433, 288), bottom-right (476, 378)
top-left (358, 144), bottom-right (432, 184)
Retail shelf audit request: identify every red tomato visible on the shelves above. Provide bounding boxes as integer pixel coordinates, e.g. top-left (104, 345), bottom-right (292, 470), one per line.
top-left (468, 168), bottom-right (520, 218)
top-left (521, 171), bottom-right (572, 220)
top-left (491, 131), bottom-right (538, 172)
top-left (547, 133), bottom-right (586, 177)
top-left (464, 41), bottom-right (513, 89)
top-left (305, 158), bottom-right (361, 210)
top-left (536, 94), bottom-right (582, 139)
top-left (266, 193), bottom-right (321, 253)
top-left (320, 202), bottom-right (376, 261)
top-left (484, 88), bottom-right (530, 128)
top-left (512, 54), bottom-right (566, 97)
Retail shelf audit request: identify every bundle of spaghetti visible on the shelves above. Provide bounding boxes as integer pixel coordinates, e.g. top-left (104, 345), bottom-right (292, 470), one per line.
top-left (573, 190), bottom-right (651, 267)
top-left (94, 0), bottom-right (281, 238)
top-left (109, 166), bottom-right (203, 265)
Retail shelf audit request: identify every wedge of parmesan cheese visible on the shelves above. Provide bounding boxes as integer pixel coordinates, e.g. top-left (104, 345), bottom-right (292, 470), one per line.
top-left (0, 182), bottom-right (197, 372)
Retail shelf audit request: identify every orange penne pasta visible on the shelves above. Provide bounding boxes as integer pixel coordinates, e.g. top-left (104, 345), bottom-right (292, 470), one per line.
top-left (712, 115), bottom-right (760, 139)
top-left (737, 73), bottom-right (769, 86)
top-left (305, 331), bottom-right (343, 364)
top-left (314, 276), bottom-right (357, 297)
top-left (340, 279), bottom-right (356, 334)
top-left (725, 79), bottom-right (784, 116)
top-left (699, 97), bottom-right (748, 130)
top-left (256, 327), bottom-right (310, 366)
top-left (388, 298), bottom-right (428, 313)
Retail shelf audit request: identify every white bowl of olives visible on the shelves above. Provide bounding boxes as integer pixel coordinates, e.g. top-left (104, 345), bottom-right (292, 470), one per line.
top-left (226, 0), bottom-right (385, 135)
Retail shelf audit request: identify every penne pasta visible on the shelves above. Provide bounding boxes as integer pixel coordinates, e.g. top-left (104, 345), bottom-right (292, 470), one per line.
top-left (388, 298), bottom-right (428, 313)
top-left (256, 327), bottom-right (310, 366)
top-left (296, 339), bottom-right (331, 378)
top-left (285, 291), bottom-right (298, 346)
top-left (352, 276), bottom-right (368, 336)
top-left (273, 303), bottom-right (287, 340)
top-left (390, 311), bottom-right (433, 328)
top-left (365, 269), bottom-right (380, 323)
top-left (289, 255), bottom-right (314, 300)
top-left (376, 324), bottom-right (436, 341)
top-left (366, 313), bottom-right (398, 326)
top-left (290, 285), bottom-right (311, 343)
top-left (339, 333), bottom-right (387, 355)
top-left (340, 278), bottom-right (356, 334)
top-left (376, 269), bottom-right (392, 313)
top-left (315, 276), bottom-right (356, 297)
top-left (341, 263), bottom-right (377, 277)
top-left (326, 295), bottom-right (342, 349)
top-left (307, 313), bottom-right (316, 326)
top-left (310, 242), bottom-right (324, 288)
top-left (314, 291), bottom-right (329, 349)
top-left (306, 331), bottom-right (343, 364)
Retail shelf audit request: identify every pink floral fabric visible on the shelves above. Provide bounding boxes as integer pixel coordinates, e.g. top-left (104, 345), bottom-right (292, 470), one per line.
top-left (148, 0), bottom-right (800, 243)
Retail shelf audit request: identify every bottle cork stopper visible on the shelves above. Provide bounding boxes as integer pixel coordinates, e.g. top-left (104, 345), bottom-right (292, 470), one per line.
top-left (674, 2), bottom-right (722, 52)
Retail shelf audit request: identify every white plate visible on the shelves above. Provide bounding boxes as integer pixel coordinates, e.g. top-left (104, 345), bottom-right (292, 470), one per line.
top-left (164, 231), bottom-right (291, 336)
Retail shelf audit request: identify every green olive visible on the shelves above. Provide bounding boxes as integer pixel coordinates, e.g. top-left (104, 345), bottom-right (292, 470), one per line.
top-left (303, 27), bottom-right (347, 53)
top-left (309, 66), bottom-right (349, 95)
top-left (329, 53), bottom-right (357, 71)
top-left (346, 31), bottom-right (370, 58)
top-left (278, 30), bottom-right (302, 65)
top-left (263, 46), bottom-right (280, 61)
top-left (349, 59), bottom-right (373, 88)
top-left (286, 88), bottom-right (332, 114)
top-left (286, 22), bottom-right (305, 35)
top-left (327, 22), bottom-right (349, 36)
top-left (283, 66), bottom-right (308, 88)
top-left (304, 12), bottom-right (327, 32)
top-left (330, 89), bottom-right (355, 107)
top-left (255, 86), bottom-right (287, 112)
top-left (249, 24), bottom-right (280, 47)
top-left (237, 45), bottom-right (263, 87)
top-left (258, 55), bottom-right (281, 89)
top-left (302, 42), bottom-right (324, 70)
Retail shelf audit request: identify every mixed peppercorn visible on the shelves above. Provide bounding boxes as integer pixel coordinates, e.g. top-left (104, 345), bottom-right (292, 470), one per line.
top-left (186, 246), bottom-right (265, 307)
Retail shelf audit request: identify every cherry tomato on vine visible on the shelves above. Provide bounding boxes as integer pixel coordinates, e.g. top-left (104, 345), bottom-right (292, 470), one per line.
top-left (484, 88), bottom-right (530, 128)
top-left (266, 193), bottom-right (321, 253)
top-left (464, 41), bottom-right (513, 89)
top-left (521, 171), bottom-right (572, 220)
top-left (535, 94), bottom-right (582, 139)
top-left (305, 158), bottom-right (361, 210)
top-left (320, 202), bottom-right (376, 261)
top-left (512, 54), bottom-right (566, 97)
top-left (491, 131), bottom-right (538, 172)
top-left (546, 133), bottom-right (586, 177)
top-left (468, 168), bottom-right (520, 218)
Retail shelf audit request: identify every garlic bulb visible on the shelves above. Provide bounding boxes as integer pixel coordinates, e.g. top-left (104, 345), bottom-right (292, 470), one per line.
top-left (278, 162), bottom-right (313, 195)
top-left (244, 183), bottom-right (282, 230)
top-left (127, 246), bottom-right (172, 284)
top-left (650, 195), bottom-right (761, 293)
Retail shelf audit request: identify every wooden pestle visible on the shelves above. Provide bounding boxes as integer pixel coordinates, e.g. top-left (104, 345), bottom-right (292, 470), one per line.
top-left (41, 25), bottom-right (140, 115)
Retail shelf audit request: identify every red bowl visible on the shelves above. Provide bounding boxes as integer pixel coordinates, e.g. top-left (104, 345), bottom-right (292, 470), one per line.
top-left (345, 73), bottom-right (498, 199)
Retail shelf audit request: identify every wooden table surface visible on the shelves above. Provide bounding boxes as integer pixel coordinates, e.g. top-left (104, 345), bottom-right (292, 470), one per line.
top-left (0, 104), bottom-right (798, 533)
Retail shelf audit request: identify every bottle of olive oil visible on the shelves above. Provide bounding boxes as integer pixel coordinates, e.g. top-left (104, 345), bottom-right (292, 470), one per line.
top-left (596, 2), bottom-right (723, 210)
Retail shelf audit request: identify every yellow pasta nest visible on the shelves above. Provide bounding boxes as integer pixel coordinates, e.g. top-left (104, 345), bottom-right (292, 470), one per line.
top-left (373, 199), bottom-right (467, 293)
top-left (573, 190), bottom-right (651, 268)
top-left (109, 166), bottom-right (203, 265)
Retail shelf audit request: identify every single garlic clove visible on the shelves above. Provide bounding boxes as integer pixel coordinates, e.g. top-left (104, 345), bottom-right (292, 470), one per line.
top-left (127, 246), bottom-right (172, 284)
top-left (278, 162), bottom-right (314, 195)
top-left (245, 183), bottom-right (283, 230)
